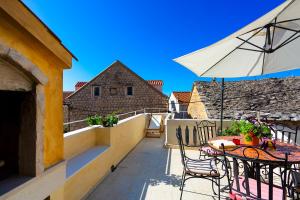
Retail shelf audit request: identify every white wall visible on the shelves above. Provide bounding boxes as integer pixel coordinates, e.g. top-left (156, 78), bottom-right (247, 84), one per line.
top-left (168, 93), bottom-right (179, 112)
top-left (165, 119), bottom-right (233, 146)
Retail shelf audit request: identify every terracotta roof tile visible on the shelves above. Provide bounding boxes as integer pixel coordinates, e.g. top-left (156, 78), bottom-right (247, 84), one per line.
top-left (173, 92), bottom-right (191, 105)
top-left (75, 81), bottom-right (87, 87)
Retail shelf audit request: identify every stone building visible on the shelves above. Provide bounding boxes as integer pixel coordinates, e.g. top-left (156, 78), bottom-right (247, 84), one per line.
top-left (64, 60), bottom-right (168, 129)
top-left (188, 77), bottom-right (300, 124)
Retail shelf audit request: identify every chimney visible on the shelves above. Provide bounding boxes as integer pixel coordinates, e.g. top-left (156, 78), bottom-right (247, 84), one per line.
top-left (75, 82), bottom-right (87, 91)
top-left (147, 80), bottom-right (163, 92)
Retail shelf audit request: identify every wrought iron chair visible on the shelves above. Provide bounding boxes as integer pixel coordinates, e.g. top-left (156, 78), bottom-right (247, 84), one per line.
top-left (222, 144), bottom-right (289, 200)
top-left (290, 170), bottom-right (300, 200)
top-left (269, 123), bottom-right (300, 197)
top-left (176, 126), bottom-right (221, 200)
top-left (196, 120), bottom-right (222, 158)
top-left (270, 123), bottom-right (298, 145)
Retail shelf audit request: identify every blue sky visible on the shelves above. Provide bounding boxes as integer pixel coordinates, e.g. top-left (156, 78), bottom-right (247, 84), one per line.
top-left (23, 0), bottom-right (300, 95)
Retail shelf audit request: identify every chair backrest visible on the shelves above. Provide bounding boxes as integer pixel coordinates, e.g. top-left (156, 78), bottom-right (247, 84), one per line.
top-left (222, 145), bottom-right (289, 200)
top-left (270, 123), bottom-right (298, 145)
top-left (176, 126), bottom-right (187, 167)
top-left (196, 120), bottom-right (217, 145)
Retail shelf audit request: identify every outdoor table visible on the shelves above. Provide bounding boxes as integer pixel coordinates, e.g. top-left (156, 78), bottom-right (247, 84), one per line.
top-left (209, 136), bottom-right (300, 196)
top-left (208, 136), bottom-right (300, 164)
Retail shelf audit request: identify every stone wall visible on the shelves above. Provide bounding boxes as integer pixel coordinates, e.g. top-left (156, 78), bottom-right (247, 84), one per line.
top-left (193, 77), bottom-right (300, 122)
top-left (65, 61), bottom-right (168, 130)
top-left (187, 86), bottom-right (208, 119)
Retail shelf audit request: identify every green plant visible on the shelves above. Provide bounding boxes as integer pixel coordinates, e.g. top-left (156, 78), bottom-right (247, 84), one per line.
top-left (221, 121), bottom-right (241, 136)
top-left (238, 120), bottom-right (272, 142)
top-left (222, 120), bottom-right (272, 142)
top-left (86, 115), bottom-right (101, 126)
top-left (101, 112), bottom-right (119, 127)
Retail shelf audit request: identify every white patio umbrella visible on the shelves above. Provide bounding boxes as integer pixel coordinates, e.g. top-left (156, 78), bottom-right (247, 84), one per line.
top-left (174, 0), bottom-right (300, 131)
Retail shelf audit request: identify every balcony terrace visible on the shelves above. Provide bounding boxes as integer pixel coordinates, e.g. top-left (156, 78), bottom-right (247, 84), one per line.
top-left (86, 136), bottom-right (227, 200)
top-left (62, 113), bottom-right (236, 200)
top-left (62, 112), bottom-right (299, 200)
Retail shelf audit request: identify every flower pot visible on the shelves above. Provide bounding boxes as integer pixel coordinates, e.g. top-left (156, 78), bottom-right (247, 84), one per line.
top-left (243, 134), bottom-right (260, 146)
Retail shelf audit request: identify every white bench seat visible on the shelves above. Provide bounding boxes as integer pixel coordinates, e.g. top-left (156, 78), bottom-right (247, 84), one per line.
top-left (66, 146), bottom-right (109, 178)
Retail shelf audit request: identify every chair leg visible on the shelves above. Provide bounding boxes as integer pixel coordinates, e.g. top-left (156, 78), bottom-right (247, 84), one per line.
top-left (211, 178), bottom-right (217, 195)
top-left (218, 178), bottom-right (221, 200)
top-left (180, 170), bottom-right (186, 191)
top-left (180, 176), bottom-right (186, 200)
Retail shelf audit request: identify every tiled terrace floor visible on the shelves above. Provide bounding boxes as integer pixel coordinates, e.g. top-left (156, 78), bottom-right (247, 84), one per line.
top-left (86, 136), bottom-right (229, 200)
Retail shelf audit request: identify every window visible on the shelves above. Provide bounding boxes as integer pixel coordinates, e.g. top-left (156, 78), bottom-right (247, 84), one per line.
top-left (110, 88), bottom-right (117, 96)
top-left (93, 86), bottom-right (100, 97)
top-left (127, 86), bottom-right (133, 96)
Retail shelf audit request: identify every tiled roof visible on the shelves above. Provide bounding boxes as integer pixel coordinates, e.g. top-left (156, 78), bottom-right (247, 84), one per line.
top-left (194, 77), bottom-right (300, 122)
top-left (147, 80), bottom-right (163, 86)
top-left (75, 81), bottom-right (87, 88)
top-left (63, 91), bottom-right (73, 100)
top-left (173, 92), bottom-right (191, 105)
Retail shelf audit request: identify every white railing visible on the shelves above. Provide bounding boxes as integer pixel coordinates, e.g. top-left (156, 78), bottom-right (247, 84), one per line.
top-left (63, 107), bottom-right (169, 132)
top-left (169, 111), bottom-right (190, 119)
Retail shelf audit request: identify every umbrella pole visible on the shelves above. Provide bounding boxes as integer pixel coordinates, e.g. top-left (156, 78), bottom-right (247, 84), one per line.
top-left (220, 78), bottom-right (225, 134)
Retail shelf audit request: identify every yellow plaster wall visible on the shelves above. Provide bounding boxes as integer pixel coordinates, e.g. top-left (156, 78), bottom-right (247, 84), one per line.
top-left (64, 127), bottom-right (97, 160)
top-left (188, 86), bottom-right (208, 119)
top-left (0, 10), bottom-right (67, 168)
top-left (62, 114), bottom-right (148, 200)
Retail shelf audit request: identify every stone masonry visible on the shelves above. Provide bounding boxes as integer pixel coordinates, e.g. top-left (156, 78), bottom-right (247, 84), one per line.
top-left (64, 60), bottom-right (168, 130)
top-left (191, 77), bottom-right (300, 123)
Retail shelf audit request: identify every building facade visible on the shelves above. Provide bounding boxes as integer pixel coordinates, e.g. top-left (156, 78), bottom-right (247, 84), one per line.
top-left (0, 1), bottom-right (75, 199)
top-left (64, 61), bottom-right (168, 129)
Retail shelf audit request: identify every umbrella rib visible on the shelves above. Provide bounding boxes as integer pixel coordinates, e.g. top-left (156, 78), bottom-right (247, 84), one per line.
top-left (261, 29), bottom-right (269, 75)
top-left (275, 18), bottom-right (300, 25)
top-left (273, 0), bottom-right (296, 21)
top-left (239, 27), bottom-right (264, 37)
top-left (275, 34), bottom-right (300, 51)
top-left (274, 32), bottom-right (300, 51)
top-left (237, 48), bottom-right (264, 53)
top-left (270, 18), bottom-right (277, 50)
top-left (199, 27), bottom-right (265, 77)
top-left (237, 37), bottom-right (265, 51)
top-left (273, 25), bottom-right (299, 33)
top-left (239, 1), bottom-right (296, 38)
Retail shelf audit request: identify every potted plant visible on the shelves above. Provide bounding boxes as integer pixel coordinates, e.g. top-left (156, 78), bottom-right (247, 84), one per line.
top-left (100, 112), bottom-right (119, 127)
top-left (86, 115), bottom-right (101, 126)
top-left (239, 120), bottom-right (272, 146)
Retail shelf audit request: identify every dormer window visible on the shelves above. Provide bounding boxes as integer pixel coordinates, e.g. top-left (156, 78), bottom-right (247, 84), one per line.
top-left (127, 86), bottom-right (133, 96)
top-left (93, 86), bottom-right (100, 97)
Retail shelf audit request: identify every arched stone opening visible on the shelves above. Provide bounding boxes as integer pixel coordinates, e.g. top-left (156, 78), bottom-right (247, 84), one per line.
top-left (0, 43), bottom-right (47, 194)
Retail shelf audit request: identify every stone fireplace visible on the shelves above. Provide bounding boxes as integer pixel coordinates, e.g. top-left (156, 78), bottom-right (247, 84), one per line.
top-left (0, 45), bottom-right (47, 194)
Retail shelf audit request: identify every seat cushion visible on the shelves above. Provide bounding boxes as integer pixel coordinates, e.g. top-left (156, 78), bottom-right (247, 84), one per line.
top-left (230, 176), bottom-right (284, 200)
top-left (201, 146), bottom-right (222, 156)
top-left (185, 158), bottom-right (219, 177)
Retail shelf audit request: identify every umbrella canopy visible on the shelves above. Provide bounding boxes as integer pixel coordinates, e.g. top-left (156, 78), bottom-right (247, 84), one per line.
top-left (174, 0), bottom-right (300, 78)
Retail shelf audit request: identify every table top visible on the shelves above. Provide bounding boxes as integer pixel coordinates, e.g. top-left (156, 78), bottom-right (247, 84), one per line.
top-left (208, 136), bottom-right (300, 164)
